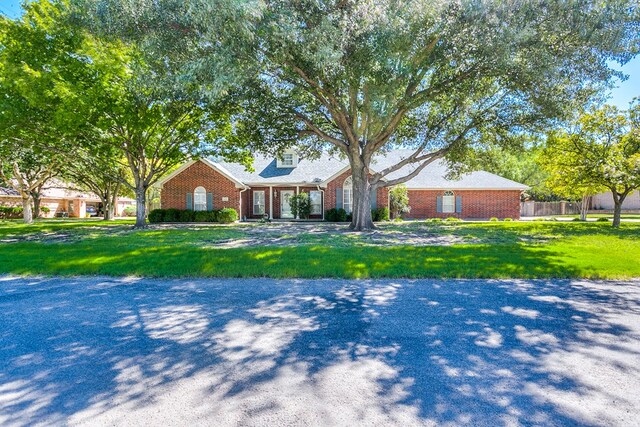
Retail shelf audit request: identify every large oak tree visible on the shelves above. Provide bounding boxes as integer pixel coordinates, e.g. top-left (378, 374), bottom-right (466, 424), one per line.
top-left (81, 0), bottom-right (639, 230)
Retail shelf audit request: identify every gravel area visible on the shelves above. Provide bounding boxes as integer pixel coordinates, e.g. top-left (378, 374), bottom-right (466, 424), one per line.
top-left (1, 276), bottom-right (639, 426)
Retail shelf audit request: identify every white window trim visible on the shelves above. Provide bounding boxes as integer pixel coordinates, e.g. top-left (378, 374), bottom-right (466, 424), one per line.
top-left (442, 190), bottom-right (455, 213)
top-left (253, 191), bottom-right (265, 215)
top-left (277, 150), bottom-right (298, 168)
top-left (194, 186), bottom-right (207, 211)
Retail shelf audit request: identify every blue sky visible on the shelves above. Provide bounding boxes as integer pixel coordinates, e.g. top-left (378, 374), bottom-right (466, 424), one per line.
top-left (1, 0), bottom-right (639, 108)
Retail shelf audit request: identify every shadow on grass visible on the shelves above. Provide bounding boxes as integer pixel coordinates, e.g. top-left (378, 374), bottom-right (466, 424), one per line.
top-left (0, 243), bottom-right (584, 278)
top-left (1, 277), bottom-right (639, 425)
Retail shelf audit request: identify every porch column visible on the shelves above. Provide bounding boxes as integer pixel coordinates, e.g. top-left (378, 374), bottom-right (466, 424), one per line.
top-left (269, 186), bottom-right (273, 219)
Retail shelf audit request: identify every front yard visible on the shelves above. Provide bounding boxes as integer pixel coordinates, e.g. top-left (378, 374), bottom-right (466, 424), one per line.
top-left (0, 219), bottom-right (638, 279)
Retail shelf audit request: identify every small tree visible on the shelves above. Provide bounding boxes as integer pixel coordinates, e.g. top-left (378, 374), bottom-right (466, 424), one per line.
top-left (289, 192), bottom-right (311, 219)
top-left (543, 104), bottom-right (640, 227)
top-left (389, 185), bottom-right (411, 219)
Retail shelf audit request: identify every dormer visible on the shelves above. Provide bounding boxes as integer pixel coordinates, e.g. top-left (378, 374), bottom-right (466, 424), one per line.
top-left (277, 150), bottom-right (298, 168)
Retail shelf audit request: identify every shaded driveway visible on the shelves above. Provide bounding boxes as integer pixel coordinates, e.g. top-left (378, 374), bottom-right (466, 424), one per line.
top-left (1, 276), bottom-right (639, 426)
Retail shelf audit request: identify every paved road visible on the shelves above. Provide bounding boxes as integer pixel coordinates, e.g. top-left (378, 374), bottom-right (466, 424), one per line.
top-left (1, 276), bottom-right (639, 426)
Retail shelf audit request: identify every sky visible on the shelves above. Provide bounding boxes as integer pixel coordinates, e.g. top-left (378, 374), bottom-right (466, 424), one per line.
top-left (1, 0), bottom-right (639, 108)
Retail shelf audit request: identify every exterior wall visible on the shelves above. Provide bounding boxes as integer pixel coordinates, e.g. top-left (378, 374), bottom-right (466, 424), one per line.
top-left (325, 170), bottom-right (390, 214)
top-left (242, 186), bottom-right (324, 220)
top-left (161, 160), bottom-right (241, 214)
top-left (0, 196), bottom-right (71, 218)
top-left (0, 196), bottom-right (21, 208)
top-left (591, 190), bottom-right (640, 210)
top-left (244, 187), bottom-right (272, 219)
top-left (407, 189), bottom-right (522, 219)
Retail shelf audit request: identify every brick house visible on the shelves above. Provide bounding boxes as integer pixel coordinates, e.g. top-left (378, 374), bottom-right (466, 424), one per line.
top-left (157, 150), bottom-right (528, 220)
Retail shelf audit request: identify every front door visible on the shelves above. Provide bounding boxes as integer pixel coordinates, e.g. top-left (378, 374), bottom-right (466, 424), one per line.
top-left (281, 190), bottom-right (294, 219)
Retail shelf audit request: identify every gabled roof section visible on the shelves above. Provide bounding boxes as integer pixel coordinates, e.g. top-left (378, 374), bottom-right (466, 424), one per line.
top-left (213, 152), bottom-right (349, 186)
top-left (155, 159), bottom-right (247, 189)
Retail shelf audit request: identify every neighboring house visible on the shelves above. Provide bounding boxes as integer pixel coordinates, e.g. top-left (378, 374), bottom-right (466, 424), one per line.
top-left (157, 150), bottom-right (528, 220)
top-left (0, 181), bottom-right (135, 218)
top-left (591, 190), bottom-right (640, 210)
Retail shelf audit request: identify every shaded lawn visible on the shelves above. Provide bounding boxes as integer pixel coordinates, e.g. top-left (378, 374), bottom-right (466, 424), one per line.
top-left (0, 220), bottom-right (638, 279)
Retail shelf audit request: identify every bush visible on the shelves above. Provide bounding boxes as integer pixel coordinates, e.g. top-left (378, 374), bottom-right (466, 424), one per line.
top-left (346, 212), bottom-right (352, 222)
top-left (122, 206), bottom-right (136, 217)
top-left (444, 217), bottom-right (461, 222)
top-left (572, 217), bottom-right (583, 222)
top-left (426, 218), bottom-right (443, 223)
top-left (178, 209), bottom-right (195, 222)
top-left (40, 206), bottom-right (51, 214)
top-left (0, 206), bottom-right (23, 219)
top-left (597, 217), bottom-right (610, 222)
top-left (290, 192), bottom-right (311, 219)
top-left (217, 208), bottom-right (238, 223)
top-left (148, 209), bottom-right (166, 223)
top-left (194, 211), bottom-right (214, 222)
top-left (336, 208), bottom-right (347, 222)
top-left (503, 217), bottom-right (513, 222)
top-left (164, 208), bottom-right (181, 222)
top-left (372, 207), bottom-right (390, 222)
top-left (389, 185), bottom-right (411, 218)
top-left (325, 208), bottom-right (338, 222)
top-left (489, 217), bottom-right (499, 222)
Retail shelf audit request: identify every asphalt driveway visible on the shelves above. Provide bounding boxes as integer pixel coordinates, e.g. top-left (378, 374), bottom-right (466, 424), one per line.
top-left (1, 276), bottom-right (639, 426)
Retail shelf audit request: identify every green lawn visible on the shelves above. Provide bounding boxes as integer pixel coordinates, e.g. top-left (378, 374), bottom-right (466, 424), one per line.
top-left (0, 219), bottom-right (638, 279)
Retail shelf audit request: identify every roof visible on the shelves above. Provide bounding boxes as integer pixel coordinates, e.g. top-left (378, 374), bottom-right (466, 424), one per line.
top-left (212, 153), bottom-right (349, 186)
top-left (153, 149), bottom-right (528, 191)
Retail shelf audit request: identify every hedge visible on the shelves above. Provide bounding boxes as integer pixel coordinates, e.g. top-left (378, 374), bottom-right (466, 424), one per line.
top-left (325, 207), bottom-right (389, 222)
top-left (0, 206), bottom-right (23, 219)
top-left (148, 208), bottom-right (238, 224)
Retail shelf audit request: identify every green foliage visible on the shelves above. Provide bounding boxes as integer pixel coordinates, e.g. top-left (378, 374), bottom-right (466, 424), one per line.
top-left (289, 192), bottom-right (311, 219)
top-left (122, 206), bottom-right (136, 217)
top-left (0, 206), bottom-right (23, 219)
top-left (164, 209), bottom-right (181, 222)
top-left (217, 208), bottom-right (238, 223)
top-left (445, 217), bottom-right (462, 223)
top-left (148, 209), bottom-right (165, 223)
top-left (178, 210), bottom-right (195, 222)
top-left (490, 217), bottom-right (499, 222)
top-left (389, 185), bottom-right (411, 219)
top-left (40, 207), bottom-right (50, 214)
top-left (427, 218), bottom-right (443, 224)
top-left (325, 208), bottom-right (348, 222)
top-left (597, 217), bottom-right (610, 222)
top-left (503, 218), bottom-right (513, 222)
top-left (372, 207), bottom-right (390, 222)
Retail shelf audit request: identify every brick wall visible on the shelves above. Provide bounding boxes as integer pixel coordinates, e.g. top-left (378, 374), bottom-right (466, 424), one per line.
top-left (161, 161), bottom-right (241, 213)
top-left (407, 189), bottom-right (522, 219)
top-left (325, 170), bottom-right (390, 212)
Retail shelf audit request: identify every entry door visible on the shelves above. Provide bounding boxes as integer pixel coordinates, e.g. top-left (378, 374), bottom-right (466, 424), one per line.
top-left (281, 190), bottom-right (294, 218)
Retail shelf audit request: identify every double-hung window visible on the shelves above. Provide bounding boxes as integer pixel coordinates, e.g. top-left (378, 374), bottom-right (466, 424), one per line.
top-left (253, 191), bottom-right (265, 215)
top-left (343, 177), bottom-right (353, 213)
top-left (442, 190), bottom-right (455, 213)
top-left (310, 191), bottom-right (322, 215)
top-left (194, 186), bottom-right (207, 211)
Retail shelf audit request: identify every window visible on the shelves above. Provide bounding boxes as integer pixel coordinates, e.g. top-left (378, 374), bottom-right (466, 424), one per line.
top-left (310, 191), bottom-right (322, 215)
top-left (282, 153), bottom-right (294, 166)
top-left (253, 191), bottom-right (265, 215)
top-left (343, 176), bottom-right (353, 213)
top-left (442, 190), bottom-right (455, 213)
top-left (194, 186), bottom-right (207, 211)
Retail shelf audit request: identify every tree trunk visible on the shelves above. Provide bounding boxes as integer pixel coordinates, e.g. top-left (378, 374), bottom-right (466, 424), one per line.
top-left (134, 185), bottom-right (147, 228)
top-left (21, 195), bottom-right (33, 224)
top-left (580, 194), bottom-right (590, 221)
top-left (612, 200), bottom-right (622, 228)
top-left (33, 194), bottom-right (41, 219)
top-left (349, 164), bottom-right (374, 231)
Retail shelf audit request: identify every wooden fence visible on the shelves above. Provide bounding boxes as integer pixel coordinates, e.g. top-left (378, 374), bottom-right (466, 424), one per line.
top-left (520, 201), bottom-right (582, 217)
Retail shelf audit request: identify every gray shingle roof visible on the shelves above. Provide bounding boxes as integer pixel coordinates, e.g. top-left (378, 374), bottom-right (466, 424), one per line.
top-left (210, 149), bottom-right (528, 190)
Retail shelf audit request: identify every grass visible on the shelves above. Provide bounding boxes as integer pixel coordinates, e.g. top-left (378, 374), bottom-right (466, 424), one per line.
top-left (0, 219), bottom-right (638, 279)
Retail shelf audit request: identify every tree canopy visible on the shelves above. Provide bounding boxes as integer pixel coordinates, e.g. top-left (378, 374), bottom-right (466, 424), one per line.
top-left (80, 0), bottom-right (640, 229)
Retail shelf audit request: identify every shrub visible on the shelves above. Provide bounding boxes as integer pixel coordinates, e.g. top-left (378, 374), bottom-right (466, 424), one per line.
top-left (148, 209), bottom-right (166, 223)
top-left (489, 217), bottom-right (499, 222)
top-left (325, 208), bottom-right (338, 222)
top-left (40, 206), bottom-right (51, 214)
top-left (179, 210), bottom-right (195, 222)
top-left (444, 217), bottom-right (461, 222)
top-left (393, 217), bottom-right (403, 222)
top-left (164, 208), bottom-right (181, 222)
top-left (122, 206), bottom-right (136, 217)
top-left (194, 211), bottom-right (212, 222)
top-left (389, 185), bottom-right (411, 219)
top-left (290, 192), bottom-right (311, 219)
top-left (372, 207), bottom-right (390, 222)
top-left (572, 217), bottom-right (583, 222)
top-left (217, 208), bottom-right (238, 223)
top-left (596, 217), bottom-right (610, 222)
top-left (503, 218), bottom-right (513, 222)
top-left (426, 218), bottom-right (443, 223)
top-left (337, 208), bottom-right (348, 222)
top-left (0, 206), bottom-right (23, 219)
top-left (346, 212), bottom-right (353, 222)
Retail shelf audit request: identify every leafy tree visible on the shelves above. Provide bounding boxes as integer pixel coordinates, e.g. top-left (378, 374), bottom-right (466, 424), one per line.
top-left (389, 185), bottom-right (411, 219)
top-left (542, 104), bottom-right (640, 227)
top-left (289, 192), bottom-right (311, 219)
top-left (81, 0), bottom-right (640, 230)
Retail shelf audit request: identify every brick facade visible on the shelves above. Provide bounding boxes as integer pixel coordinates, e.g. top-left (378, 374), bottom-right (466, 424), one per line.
top-left (160, 161), bottom-right (521, 220)
top-left (161, 160), bottom-right (242, 213)
top-left (407, 189), bottom-right (521, 219)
